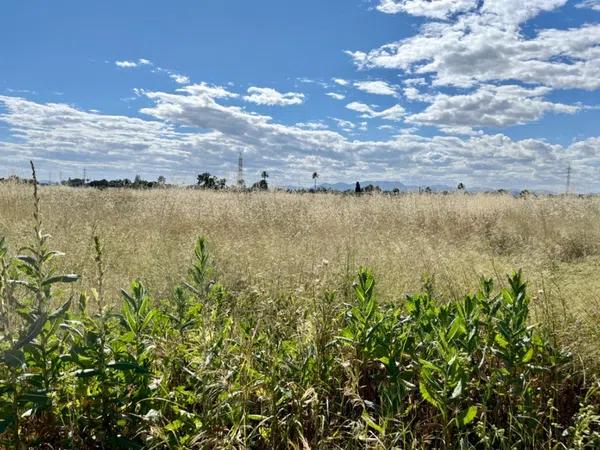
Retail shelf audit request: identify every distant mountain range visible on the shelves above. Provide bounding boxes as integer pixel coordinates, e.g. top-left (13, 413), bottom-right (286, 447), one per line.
top-left (317, 181), bottom-right (527, 195)
top-left (320, 181), bottom-right (455, 192)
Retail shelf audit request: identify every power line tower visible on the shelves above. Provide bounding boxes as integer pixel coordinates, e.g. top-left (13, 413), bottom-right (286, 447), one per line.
top-left (237, 151), bottom-right (245, 188)
top-left (566, 164), bottom-right (572, 195)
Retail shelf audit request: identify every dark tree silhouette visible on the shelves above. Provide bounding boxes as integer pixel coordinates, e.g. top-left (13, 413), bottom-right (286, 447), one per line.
top-left (355, 181), bottom-right (362, 193)
top-left (312, 172), bottom-right (319, 190)
top-left (197, 173), bottom-right (226, 190)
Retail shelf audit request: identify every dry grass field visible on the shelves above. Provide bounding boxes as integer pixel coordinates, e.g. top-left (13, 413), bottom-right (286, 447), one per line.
top-left (1, 183), bottom-right (599, 363)
top-left (2, 181), bottom-right (600, 448)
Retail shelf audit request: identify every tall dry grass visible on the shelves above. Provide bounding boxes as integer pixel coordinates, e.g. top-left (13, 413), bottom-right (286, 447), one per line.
top-left (0, 183), bottom-right (599, 364)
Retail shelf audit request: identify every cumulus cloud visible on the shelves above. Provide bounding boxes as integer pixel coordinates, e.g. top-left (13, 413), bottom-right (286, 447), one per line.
top-left (182, 83), bottom-right (239, 99)
top-left (295, 121), bottom-right (329, 130)
top-left (1, 92), bottom-right (600, 191)
top-left (353, 80), bottom-right (399, 97)
top-left (170, 73), bottom-right (190, 85)
top-left (115, 58), bottom-right (152, 69)
top-left (346, 102), bottom-right (406, 121)
top-left (353, 1), bottom-right (595, 90)
top-left (333, 78), bottom-right (350, 86)
top-left (376, 0), bottom-right (478, 19)
top-left (0, 95), bottom-right (202, 178)
top-left (243, 87), bottom-right (305, 106)
top-left (576, 0), bottom-right (600, 10)
top-left (326, 92), bottom-right (346, 100)
top-left (115, 60), bottom-right (139, 68)
top-left (347, 0), bottom-right (597, 137)
top-left (406, 85), bottom-right (580, 132)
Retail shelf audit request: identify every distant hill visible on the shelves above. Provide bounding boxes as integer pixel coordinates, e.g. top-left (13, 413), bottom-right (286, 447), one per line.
top-left (314, 181), bottom-right (540, 195)
top-left (319, 181), bottom-right (454, 192)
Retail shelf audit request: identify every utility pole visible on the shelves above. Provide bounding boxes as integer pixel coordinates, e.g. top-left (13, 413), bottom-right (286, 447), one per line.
top-left (237, 151), bottom-right (245, 188)
top-left (83, 168), bottom-right (87, 183)
top-left (566, 164), bottom-right (571, 195)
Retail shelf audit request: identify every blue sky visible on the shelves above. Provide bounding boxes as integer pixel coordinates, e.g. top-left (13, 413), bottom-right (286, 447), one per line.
top-left (1, 0), bottom-right (600, 191)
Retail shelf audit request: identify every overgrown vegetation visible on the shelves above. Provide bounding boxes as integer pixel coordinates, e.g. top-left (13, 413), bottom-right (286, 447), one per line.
top-left (0, 166), bottom-right (599, 448)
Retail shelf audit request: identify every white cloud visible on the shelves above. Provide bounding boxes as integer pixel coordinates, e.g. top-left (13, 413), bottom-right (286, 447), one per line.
top-left (346, 102), bottom-right (406, 121)
top-left (115, 59), bottom-right (191, 86)
top-left (295, 121), bottom-right (329, 130)
top-left (376, 0), bottom-right (478, 19)
top-left (182, 83), bottom-right (239, 99)
top-left (2, 92), bottom-right (600, 191)
top-left (353, 80), bottom-right (399, 97)
top-left (115, 60), bottom-right (139, 68)
top-left (333, 78), bottom-right (350, 86)
top-left (243, 87), bottom-right (305, 106)
top-left (115, 58), bottom-right (152, 69)
top-left (170, 73), bottom-right (191, 85)
top-left (406, 85), bottom-right (580, 132)
top-left (576, 0), bottom-right (600, 10)
top-left (403, 86), bottom-right (435, 102)
top-left (326, 92), bottom-right (346, 100)
top-left (331, 118), bottom-right (357, 132)
top-left (353, 1), bottom-right (598, 90)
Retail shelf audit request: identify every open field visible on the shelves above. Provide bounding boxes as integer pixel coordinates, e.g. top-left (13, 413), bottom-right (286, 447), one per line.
top-left (1, 184), bottom-right (599, 357)
top-left (1, 183), bottom-right (600, 448)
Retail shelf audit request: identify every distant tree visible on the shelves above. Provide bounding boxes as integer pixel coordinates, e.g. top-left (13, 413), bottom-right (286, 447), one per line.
top-left (89, 179), bottom-right (109, 189)
top-left (252, 179), bottom-right (269, 191)
top-left (216, 177), bottom-right (227, 190)
top-left (197, 172), bottom-right (217, 189)
top-left (424, 186), bottom-right (432, 194)
top-left (64, 178), bottom-right (86, 187)
top-left (355, 181), bottom-right (362, 194)
top-left (312, 172), bottom-right (319, 190)
top-left (457, 182), bottom-right (465, 192)
top-left (364, 184), bottom-right (381, 193)
top-left (157, 175), bottom-right (166, 185)
top-left (261, 171), bottom-right (269, 182)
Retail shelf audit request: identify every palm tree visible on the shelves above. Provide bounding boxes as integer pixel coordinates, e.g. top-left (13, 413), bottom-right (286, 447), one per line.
top-left (312, 172), bottom-right (319, 190)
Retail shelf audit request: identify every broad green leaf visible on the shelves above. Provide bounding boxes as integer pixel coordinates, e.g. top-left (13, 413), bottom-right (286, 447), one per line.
top-left (457, 406), bottom-right (478, 427)
top-left (74, 368), bottom-right (100, 378)
top-left (494, 333), bottom-right (509, 349)
top-left (20, 390), bottom-right (49, 406)
top-left (522, 347), bottom-right (534, 363)
top-left (3, 349), bottom-right (25, 368)
top-left (48, 299), bottom-right (72, 320)
top-left (108, 361), bottom-right (148, 373)
top-left (42, 274), bottom-right (79, 286)
top-left (12, 314), bottom-right (46, 350)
